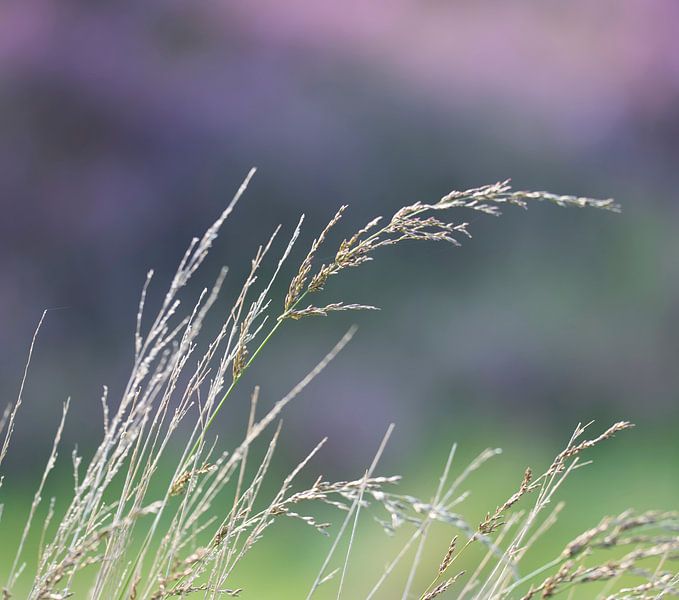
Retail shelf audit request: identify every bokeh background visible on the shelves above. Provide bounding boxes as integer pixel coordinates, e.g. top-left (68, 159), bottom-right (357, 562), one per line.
top-left (1, 1), bottom-right (678, 597)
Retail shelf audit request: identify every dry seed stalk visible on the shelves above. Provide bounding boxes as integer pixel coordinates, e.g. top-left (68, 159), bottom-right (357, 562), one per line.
top-left (439, 535), bottom-right (459, 574)
top-left (282, 181), bottom-right (619, 322)
top-left (169, 464), bottom-right (216, 497)
top-left (480, 468), bottom-right (536, 535)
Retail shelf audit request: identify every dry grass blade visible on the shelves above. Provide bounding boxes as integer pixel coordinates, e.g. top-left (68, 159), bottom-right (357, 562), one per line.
top-left (0, 310), bottom-right (47, 475)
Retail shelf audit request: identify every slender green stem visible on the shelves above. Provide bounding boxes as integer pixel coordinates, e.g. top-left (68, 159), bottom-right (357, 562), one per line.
top-left (187, 320), bottom-right (280, 458)
top-left (187, 290), bottom-right (308, 462)
top-left (500, 555), bottom-right (564, 596)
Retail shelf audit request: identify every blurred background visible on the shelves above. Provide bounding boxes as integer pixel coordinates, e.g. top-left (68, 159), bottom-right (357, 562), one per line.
top-left (1, 1), bottom-right (678, 597)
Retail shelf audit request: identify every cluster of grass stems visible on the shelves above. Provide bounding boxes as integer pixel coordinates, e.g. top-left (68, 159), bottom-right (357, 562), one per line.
top-left (0, 172), bottom-right (676, 599)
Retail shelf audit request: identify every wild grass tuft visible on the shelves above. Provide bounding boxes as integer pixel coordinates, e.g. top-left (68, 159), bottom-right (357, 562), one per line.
top-left (1, 172), bottom-right (674, 599)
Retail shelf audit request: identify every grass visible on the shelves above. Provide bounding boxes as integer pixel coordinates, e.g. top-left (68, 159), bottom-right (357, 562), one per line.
top-left (0, 171), bottom-right (676, 599)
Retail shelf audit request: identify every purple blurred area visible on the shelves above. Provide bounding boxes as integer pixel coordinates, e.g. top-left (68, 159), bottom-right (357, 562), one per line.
top-left (1, 1), bottom-right (678, 468)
